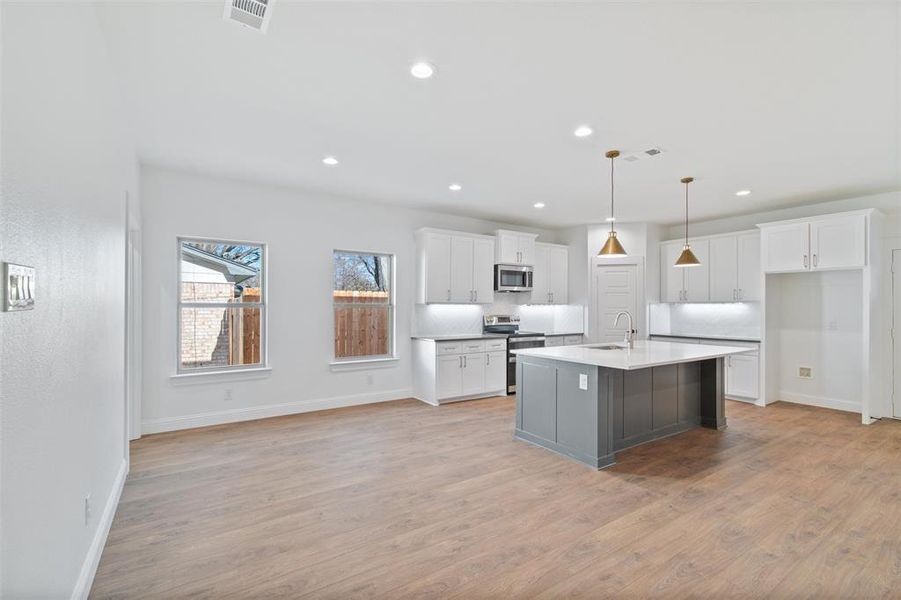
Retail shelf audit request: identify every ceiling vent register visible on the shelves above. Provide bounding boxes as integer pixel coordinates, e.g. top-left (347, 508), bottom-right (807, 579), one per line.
top-left (224, 0), bottom-right (273, 33)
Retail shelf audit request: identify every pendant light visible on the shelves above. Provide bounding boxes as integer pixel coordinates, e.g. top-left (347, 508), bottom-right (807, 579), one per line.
top-left (598, 150), bottom-right (627, 257)
top-left (674, 176), bottom-right (702, 267)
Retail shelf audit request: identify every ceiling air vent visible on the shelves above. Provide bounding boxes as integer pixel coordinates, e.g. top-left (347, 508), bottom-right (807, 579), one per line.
top-left (223, 0), bottom-right (273, 33)
top-left (643, 147), bottom-right (664, 156)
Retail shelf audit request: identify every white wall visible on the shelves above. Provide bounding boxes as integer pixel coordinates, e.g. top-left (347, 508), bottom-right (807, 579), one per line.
top-left (767, 271), bottom-right (864, 412)
top-left (663, 191), bottom-right (901, 240)
top-left (140, 166), bottom-right (560, 433)
top-left (563, 222), bottom-right (663, 341)
top-left (0, 3), bottom-right (138, 597)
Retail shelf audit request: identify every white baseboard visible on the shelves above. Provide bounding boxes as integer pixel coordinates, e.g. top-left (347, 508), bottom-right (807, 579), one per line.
top-left (778, 390), bottom-right (861, 414)
top-left (71, 458), bottom-right (128, 600)
top-left (141, 388), bottom-right (412, 434)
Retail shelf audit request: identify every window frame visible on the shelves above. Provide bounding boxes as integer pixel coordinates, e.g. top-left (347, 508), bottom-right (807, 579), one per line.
top-left (176, 236), bottom-right (268, 375)
top-left (331, 249), bottom-right (397, 364)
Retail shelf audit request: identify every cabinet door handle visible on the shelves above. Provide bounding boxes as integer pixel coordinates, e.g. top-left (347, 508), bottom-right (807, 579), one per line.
top-left (550, 292), bottom-right (554, 303)
top-left (813, 254), bottom-right (818, 268)
top-left (803, 254), bottom-right (808, 268)
top-left (738, 289), bottom-right (743, 300)
top-left (459, 356), bottom-right (463, 368)
top-left (463, 355), bottom-right (467, 368)
top-left (474, 290), bottom-right (478, 302)
top-left (447, 289), bottom-right (451, 301)
top-left (486, 354), bottom-right (490, 366)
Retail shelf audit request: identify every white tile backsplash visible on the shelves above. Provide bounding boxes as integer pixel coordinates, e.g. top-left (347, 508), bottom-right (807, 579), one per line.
top-left (412, 302), bottom-right (585, 337)
top-left (649, 302), bottom-right (761, 340)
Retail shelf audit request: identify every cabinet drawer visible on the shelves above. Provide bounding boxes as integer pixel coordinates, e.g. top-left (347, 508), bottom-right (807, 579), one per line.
top-left (485, 339), bottom-right (507, 351)
top-left (436, 341), bottom-right (466, 355)
top-left (563, 335), bottom-right (583, 345)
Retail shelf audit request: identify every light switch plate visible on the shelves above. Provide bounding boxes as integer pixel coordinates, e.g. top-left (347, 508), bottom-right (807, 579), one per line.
top-left (579, 373), bottom-right (588, 390)
top-left (3, 263), bottom-right (35, 311)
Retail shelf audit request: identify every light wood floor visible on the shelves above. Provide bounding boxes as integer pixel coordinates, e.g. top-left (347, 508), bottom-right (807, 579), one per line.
top-left (92, 397), bottom-right (901, 599)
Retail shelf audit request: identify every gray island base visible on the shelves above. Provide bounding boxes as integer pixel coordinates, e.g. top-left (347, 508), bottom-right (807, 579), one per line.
top-left (513, 342), bottom-right (750, 469)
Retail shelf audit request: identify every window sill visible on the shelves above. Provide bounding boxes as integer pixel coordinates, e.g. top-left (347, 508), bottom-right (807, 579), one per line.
top-left (169, 366), bottom-right (272, 384)
top-left (330, 357), bottom-right (399, 371)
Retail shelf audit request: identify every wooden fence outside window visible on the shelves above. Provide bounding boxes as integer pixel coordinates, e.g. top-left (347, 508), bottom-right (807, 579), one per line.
top-left (333, 290), bottom-right (391, 358)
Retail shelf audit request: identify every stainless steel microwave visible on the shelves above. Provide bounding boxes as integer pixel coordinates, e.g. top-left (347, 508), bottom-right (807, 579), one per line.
top-left (494, 264), bottom-right (533, 292)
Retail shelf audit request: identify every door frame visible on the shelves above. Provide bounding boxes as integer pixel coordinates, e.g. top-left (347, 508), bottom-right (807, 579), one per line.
top-left (589, 256), bottom-right (645, 344)
top-left (892, 248), bottom-right (901, 419)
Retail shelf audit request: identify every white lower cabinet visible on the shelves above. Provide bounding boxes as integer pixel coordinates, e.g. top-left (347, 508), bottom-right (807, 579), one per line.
top-left (485, 350), bottom-right (506, 391)
top-left (461, 353), bottom-right (486, 395)
top-left (435, 354), bottom-right (463, 399)
top-left (726, 353), bottom-right (759, 400)
top-left (414, 338), bottom-right (508, 405)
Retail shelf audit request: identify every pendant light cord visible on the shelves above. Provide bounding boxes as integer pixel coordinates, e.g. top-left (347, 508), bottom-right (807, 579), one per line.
top-left (609, 155), bottom-right (615, 233)
top-left (684, 181), bottom-right (689, 244)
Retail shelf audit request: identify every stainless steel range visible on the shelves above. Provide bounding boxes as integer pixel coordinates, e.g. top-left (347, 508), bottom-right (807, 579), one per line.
top-left (483, 315), bottom-right (545, 394)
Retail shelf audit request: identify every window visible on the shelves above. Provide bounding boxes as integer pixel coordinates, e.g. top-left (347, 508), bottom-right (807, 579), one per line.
top-left (178, 238), bottom-right (266, 373)
top-left (333, 251), bottom-right (394, 361)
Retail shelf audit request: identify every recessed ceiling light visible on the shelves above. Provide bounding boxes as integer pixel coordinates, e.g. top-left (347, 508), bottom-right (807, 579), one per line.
top-left (322, 156), bottom-right (339, 166)
top-left (605, 217), bottom-right (616, 222)
top-left (533, 202), bottom-right (546, 209)
top-left (735, 189), bottom-right (751, 196)
top-left (573, 125), bottom-right (593, 138)
top-left (410, 61), bottom-right (435, 79)
top-left (448, 183), bottom-right (462, 191)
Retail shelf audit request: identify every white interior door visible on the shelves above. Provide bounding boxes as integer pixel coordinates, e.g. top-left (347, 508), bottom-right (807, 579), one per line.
top-left (893, 249), bottom-right (901, 419)
top-left (593, 264), bottom-right (638, 343)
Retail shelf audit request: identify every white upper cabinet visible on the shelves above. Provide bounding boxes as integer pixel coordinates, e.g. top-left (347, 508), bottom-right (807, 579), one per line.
top-left (495, 229), bottom-right (538, 265)
top-left (709, 236), bottom-right (738, 302)
top-left (449, 236), bottom-right (475, 303)
top-left (548, 245), bottom-right (568, 304)
top-left (736, 233), bottom-right (760, 301)
top-left (661, 241), bottom-right (686, 303)
top-left (760, 212), bottom-right (868, 273)
top-left (709, 232), bottom-right (760, 302)
top-left (417, 229), bottom-right (495, 304)
top-left (531, 242), bottom-right (569, 304)
top-left (471, 237), bottom-right (495, 304)
top-left (810, 214), bottom-right (866, 270)
top-left (682, 239), bottom-right (710, 302)
top-left (531, 244), bottom-right (549, 304)
top-left (663, 232), bottom-right (759, 303)
top-left (761, 222), bottom-right (810, 273)
top-left (423, 232), bottom-right (452, 303)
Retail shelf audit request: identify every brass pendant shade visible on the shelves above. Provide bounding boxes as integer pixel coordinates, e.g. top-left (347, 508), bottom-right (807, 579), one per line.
top-left (673, 176), bottom-right (702, 268)
top-left (675, 245), bottom-right (701, 267)
top-left (598, 150), bottom-right (627, 257)
top-left (599, 231), bottom-right (627, 257)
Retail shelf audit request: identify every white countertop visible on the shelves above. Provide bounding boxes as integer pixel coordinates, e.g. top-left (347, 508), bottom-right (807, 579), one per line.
top-left (411, 334), bottom-right (507, 341)
top-left (543, 331), bottom-right (584, 337)
top-left (512, 340), bottom-right (754, 370)
top-left (650, 333), bottom-right (761, 343)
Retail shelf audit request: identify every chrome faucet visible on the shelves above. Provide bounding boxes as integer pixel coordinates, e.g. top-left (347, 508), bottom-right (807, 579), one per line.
top-left (613, 311), bottom-right (636, 349)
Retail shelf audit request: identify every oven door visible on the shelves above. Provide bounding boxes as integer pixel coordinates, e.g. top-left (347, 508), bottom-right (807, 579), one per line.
top-left (494, 264), bottom-right (533, 292)
top-left (507, 336), bottom-right (545, 394)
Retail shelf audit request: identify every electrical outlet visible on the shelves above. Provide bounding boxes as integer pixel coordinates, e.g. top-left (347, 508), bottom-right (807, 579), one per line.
top-left (224, 388), bottom-right (233, 402)
top-left (798, 366), bottom-right (812, 379)
top-left (579, 373), bottom-right (588, 390)
top-left (84, 494), bottom-right (92, 526)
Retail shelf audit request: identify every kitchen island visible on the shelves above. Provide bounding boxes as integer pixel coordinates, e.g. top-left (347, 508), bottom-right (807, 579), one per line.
top-left (512, 340), bottom-right (754, 469)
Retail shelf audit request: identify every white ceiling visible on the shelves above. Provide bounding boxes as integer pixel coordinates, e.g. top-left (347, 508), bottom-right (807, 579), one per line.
top-left (97, 1), bottom-right (900, 228)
